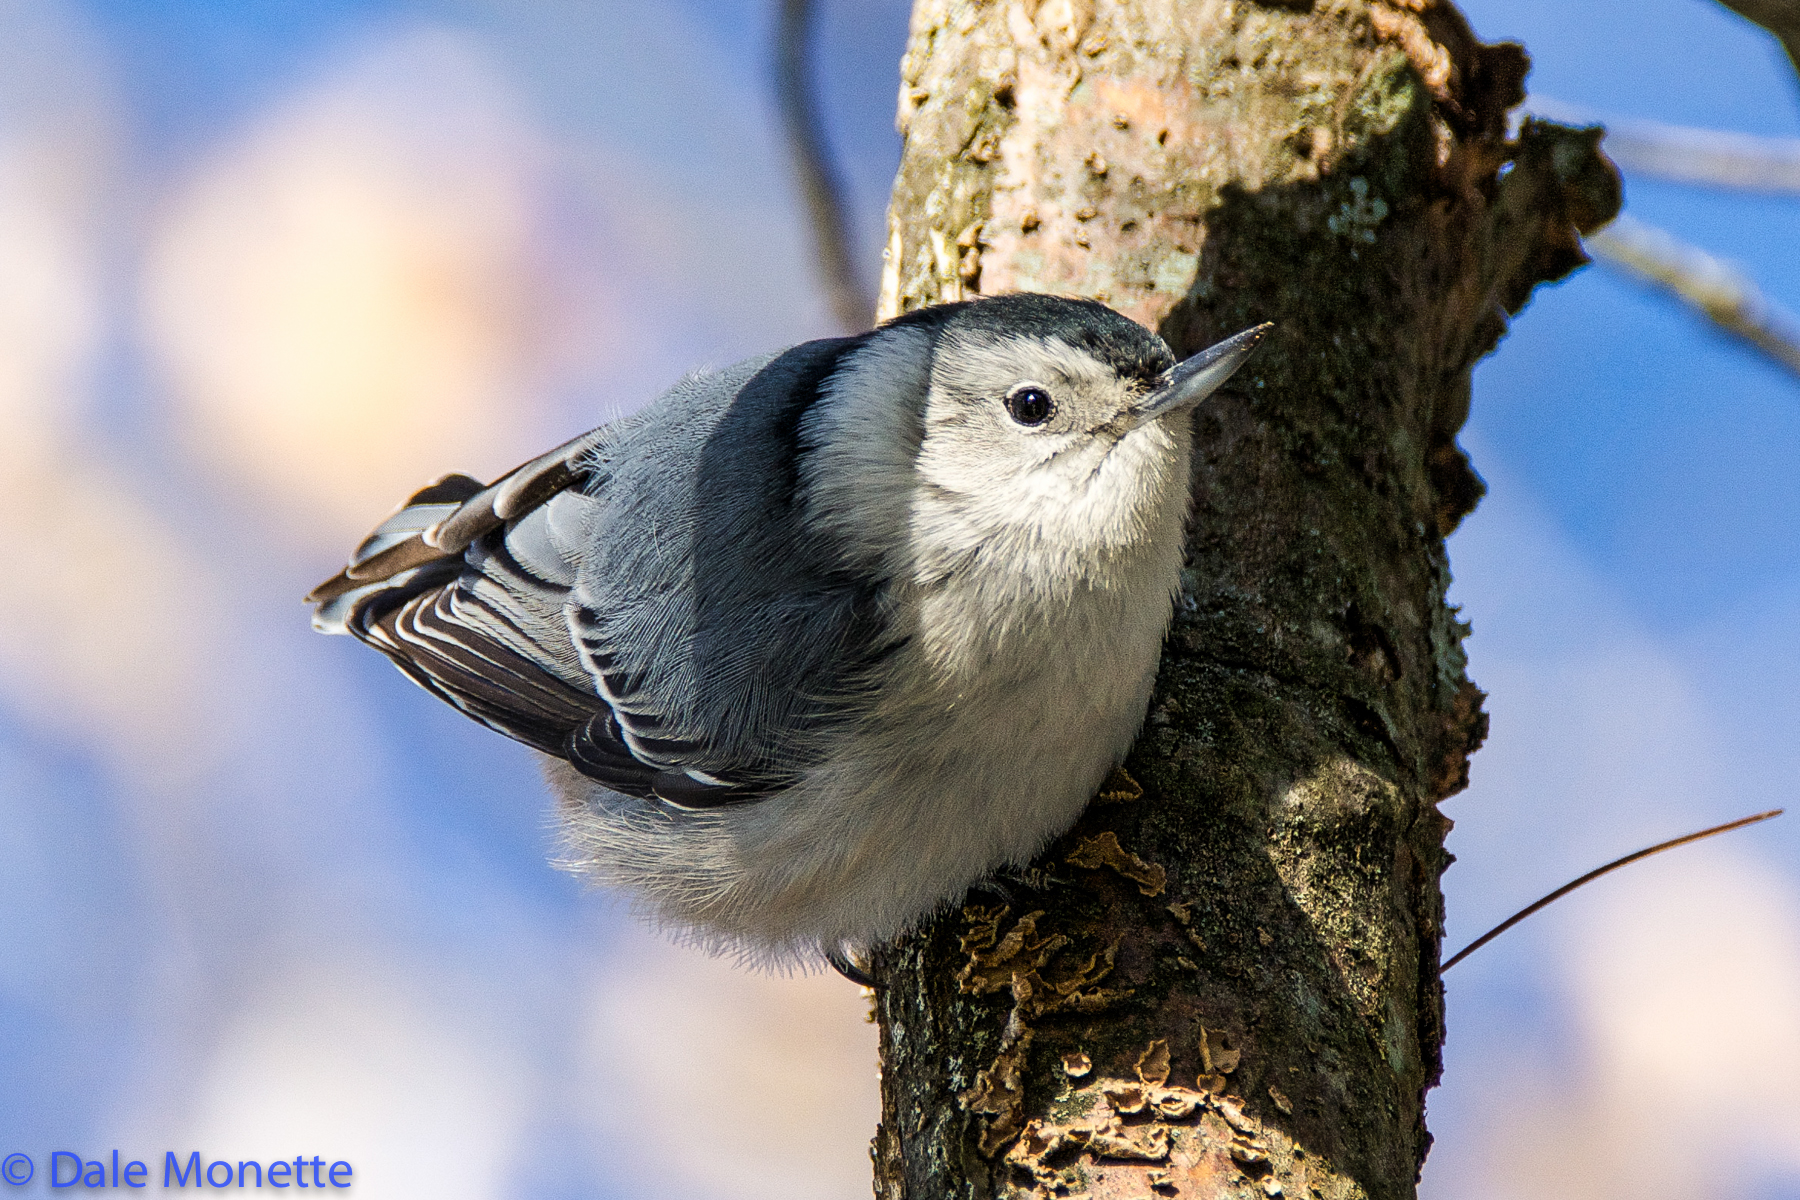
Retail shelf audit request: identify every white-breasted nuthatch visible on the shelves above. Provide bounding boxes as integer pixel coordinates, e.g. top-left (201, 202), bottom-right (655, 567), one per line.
top-left (309, 294), bottom-right (1268, 968)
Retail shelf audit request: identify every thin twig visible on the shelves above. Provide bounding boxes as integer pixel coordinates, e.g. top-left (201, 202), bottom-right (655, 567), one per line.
top-left (1526, 96), bottom-right (1800, 195)
top-left (1715, 0), bottom-right (1800, 84)
top-left (774, 0), bottom-right (874, 332)
top-left (1585, 213), bottom-right (1800, 380)
top-left (1443, 809), bottom-right (1785, 971)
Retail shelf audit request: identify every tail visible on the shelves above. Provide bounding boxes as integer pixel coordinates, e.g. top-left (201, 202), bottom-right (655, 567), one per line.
top-left (308, 472), bottom-right (486, 634)
top-left (308, 430), bottom-right (596, 624)
top-left (306, 434), bottom-right (608, 754)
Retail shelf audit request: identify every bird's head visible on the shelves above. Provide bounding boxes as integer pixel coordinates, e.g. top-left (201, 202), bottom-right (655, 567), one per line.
top-left (903, 295), bottom-right (1270, 559)
top-left (796, 294), bottom-right (1269, 583)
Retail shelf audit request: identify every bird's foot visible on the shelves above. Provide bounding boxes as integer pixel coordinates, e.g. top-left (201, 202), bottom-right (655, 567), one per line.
top-left (826, 947), bottom-right (876, 989)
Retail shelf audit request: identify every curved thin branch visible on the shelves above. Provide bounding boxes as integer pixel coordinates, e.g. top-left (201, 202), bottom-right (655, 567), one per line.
top-left (1526, 96), bottom-right (1800, 195)
top-left (1444, 809), bottom-right (1784, 970)
top-left (1586, 213), bottom-right (1800, 380)
top-left (774, 0), bottom-right (874, 332)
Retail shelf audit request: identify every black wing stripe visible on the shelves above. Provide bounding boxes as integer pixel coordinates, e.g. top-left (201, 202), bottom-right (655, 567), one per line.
top-left (359, 577), bottom-right (773, 809)
top-left (405, 599), bottom-right (595, 722)
top-left (611, 706), bottom-right (668, 731)
top-left (565, 713), bottom-right (657, 797)
top-left (564, 714), bottom-right (766, 808)
top-left (599, 667), bottom-right (651, 701)
top-left (353, 584), bottom-right (600, 753)
top-left (618, 731), bottom-right (710, 758)
top-left (494, 460), bottom-right (576, 520)
top-left (484, 533), bottom-right (574, 595)
top-left (649, 771), bottom-right (766, 809)
top-left (445, 586), bottom-right (581, 679)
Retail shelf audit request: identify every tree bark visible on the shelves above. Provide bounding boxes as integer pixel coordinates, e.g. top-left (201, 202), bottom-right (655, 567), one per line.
top-left (868, 2), bottom-right (1619, 1198)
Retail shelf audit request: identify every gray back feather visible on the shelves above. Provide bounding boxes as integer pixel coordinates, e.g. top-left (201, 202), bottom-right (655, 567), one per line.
top-left (570, 341), bottom-right (904, 784)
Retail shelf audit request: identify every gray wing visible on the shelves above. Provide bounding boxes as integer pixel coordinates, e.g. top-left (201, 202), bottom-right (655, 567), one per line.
top-left (307, 339), bottom-right (900, 807)
top-left (566, 339), bottom-right (906, 795)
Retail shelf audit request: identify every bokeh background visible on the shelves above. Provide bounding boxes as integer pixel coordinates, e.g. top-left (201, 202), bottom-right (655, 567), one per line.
top-left (1, 1), bottom-right (1796, 1197)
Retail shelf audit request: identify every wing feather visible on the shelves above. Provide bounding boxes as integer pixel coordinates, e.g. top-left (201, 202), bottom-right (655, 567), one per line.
top-left (306, 433), bottom-right (594, 605)
top-left (308, 428), bottom-right (782, 809)
top-left (309, 339), bottom-right (902, 813)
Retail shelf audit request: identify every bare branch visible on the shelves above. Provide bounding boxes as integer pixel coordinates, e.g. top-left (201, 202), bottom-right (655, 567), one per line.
top-left (1527, 96), bottom-right (1800, 195)
top-left (1586, 213), bottom-right (1800, 380)
top-left (774, 0), bottom-right (874, 332)
top-left (1716, 0), bottom-right (1800, 81)
top-left (1443, 809), bottom-right (1784, 971)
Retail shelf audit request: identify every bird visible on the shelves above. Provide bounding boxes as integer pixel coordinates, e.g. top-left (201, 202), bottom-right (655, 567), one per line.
top-left (308, 293), bottom-right (1269, 972)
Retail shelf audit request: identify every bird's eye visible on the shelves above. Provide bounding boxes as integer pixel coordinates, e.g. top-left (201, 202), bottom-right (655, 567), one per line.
top-left (1004, 385), bottom-right (1055, 426)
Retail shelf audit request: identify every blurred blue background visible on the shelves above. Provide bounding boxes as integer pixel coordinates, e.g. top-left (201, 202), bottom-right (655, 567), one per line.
top-left (0, 1), bottom-right (1795, 1196)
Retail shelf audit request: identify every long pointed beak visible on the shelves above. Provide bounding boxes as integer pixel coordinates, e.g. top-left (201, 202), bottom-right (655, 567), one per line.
top-left (1131, 323), bottom-right (1274, 423)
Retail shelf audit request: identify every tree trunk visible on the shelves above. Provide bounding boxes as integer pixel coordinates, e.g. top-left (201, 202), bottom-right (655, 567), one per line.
top-left (868, 2), bottom-right (1619, 1197)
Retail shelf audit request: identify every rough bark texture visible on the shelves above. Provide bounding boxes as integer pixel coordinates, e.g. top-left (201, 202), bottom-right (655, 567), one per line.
top-left (868, 2), bottom-right (1619, 1198)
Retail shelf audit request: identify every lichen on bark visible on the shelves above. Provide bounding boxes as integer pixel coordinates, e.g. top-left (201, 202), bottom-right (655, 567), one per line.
top-left (870, 2), bottom-right (1620, 1198)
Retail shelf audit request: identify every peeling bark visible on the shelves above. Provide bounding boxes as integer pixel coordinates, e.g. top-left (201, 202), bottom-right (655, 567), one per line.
top-left (870, 2), bottom-right (1619, 1198)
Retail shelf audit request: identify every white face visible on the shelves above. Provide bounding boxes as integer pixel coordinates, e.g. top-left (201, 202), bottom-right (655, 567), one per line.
top-left (913, 330), bottom-right (1190, 566)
